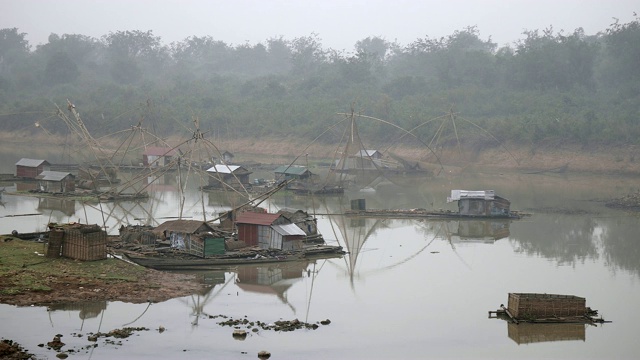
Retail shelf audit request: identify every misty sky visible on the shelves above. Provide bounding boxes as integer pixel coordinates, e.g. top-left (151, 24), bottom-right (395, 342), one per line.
top-left (2, 0), bottom-right (638, 51)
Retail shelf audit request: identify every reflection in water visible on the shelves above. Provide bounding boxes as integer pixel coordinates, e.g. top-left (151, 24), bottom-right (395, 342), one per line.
top-left (507, 322), bottom-right (586, 345)
top-left (451, 220), bottom-right (511, 243)
top-left (48, 301), bottom-right (107, 320)
top-left (235, 261), bottom-right (311, 312)
top-left (37, 197), bottom-right (77, 218)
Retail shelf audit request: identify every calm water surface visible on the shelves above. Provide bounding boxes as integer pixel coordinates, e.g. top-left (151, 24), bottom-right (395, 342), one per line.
top-left (1, 163), bottom-right (639, 359)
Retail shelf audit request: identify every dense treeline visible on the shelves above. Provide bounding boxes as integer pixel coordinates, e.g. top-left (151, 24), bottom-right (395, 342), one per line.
top-left (0, 16), bottom-right (638, 147)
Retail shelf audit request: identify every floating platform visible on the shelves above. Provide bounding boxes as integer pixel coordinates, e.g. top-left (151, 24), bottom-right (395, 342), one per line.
top-left (488, 293), bottom-right (610, 324)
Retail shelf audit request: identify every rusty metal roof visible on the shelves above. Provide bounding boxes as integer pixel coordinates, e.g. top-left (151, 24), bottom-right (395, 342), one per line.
top-left (236, 212), bottom-right (281, 225)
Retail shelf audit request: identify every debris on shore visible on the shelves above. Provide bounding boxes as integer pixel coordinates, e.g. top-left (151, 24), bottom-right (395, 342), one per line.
top-left (606, 191), bottom-right (640, 211)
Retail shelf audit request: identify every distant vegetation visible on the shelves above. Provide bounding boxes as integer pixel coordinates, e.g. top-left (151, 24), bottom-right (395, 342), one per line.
top-left (0, 15), bottom-right (638, 148)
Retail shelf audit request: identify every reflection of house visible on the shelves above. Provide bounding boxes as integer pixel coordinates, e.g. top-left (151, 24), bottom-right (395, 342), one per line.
top-left (274, 165), bottom-right (313, 182)
top-left (143, 147), bottom-right (178, 168)
top-left (153, 220), bottom-right (225, 257)
top-left (38, 197), bottom-right (76, 217)
top-left (48, 301), bottom-right (108, 320)
top-left (144, 173), bottom-right (177, 192)
top-left (453, 220), bottom-right (510, 242)
top-left (15, 158), bottom-right (51, 178)
top-left (507, 323), bottom-right (585, 345)
top-left (36, 171), bottom-right (75, 193)
top-left (206, 165), bottom-right (252, 189)
top-left (235, 212), bottom-right (306, 250)
top-left (235, 262), bottom-right (308, 304)
top-left (448, 190), bottom-right (511, 217)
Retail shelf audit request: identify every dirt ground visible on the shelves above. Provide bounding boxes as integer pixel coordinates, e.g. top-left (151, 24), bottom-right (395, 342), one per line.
top-left (0, 238), bottom-right (207, 307)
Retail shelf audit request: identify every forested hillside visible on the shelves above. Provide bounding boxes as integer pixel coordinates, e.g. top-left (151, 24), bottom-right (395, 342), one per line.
top-left (0, 16), bottom-right (638, 148)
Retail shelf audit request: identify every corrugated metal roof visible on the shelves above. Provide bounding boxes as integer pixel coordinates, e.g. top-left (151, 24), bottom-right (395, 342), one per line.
top-left (448, 190), bottom-right (495, 202)
top-left (236, 212), bottom-right (281, 225)
top-left (143, 147), bottom-right (178, 156)
top-left (271, 224), bottom-right (306, 236)
top-left (36, 171), bottom-right (73, 181)
top-left (206, 164), bottom-right (243, 174)
top-left (153, 220), bottom-right (213, 234)
top-left (16, 158), bottom-right (49, 167)
top-left (356, 150), bottom-right (381, 157)
top-left (274, 165), bottom-right (310, 175)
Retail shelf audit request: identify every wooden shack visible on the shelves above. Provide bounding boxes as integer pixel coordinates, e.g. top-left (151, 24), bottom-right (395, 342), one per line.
top-left (274, 165), bottom-right (312, 182)
top-left (15, 158), bottom-right (51, 179)
top-left (235, 212), bottom-right (305, 250)
top-left (36, 171), bottom-right (76, 193)
top-left (143, 147), bottom-right (178, 168)
top-left (448, 190), bottom-right (511, 217)
top-left (278, 209), bottom-right (322, 241)
top-left (508, 293), bottom-right (587, 319)
top-left (153, 219), bottom-right (226, 257)
top-left (206, 164), bottom-right (252, 189)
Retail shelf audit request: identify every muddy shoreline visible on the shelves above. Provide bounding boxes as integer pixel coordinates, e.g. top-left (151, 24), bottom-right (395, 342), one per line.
top-left (1, 132), bottom-right (639, 175)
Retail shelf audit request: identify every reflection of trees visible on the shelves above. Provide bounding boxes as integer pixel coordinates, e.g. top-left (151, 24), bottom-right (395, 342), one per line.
top-left (599, 218), bottom-right (640, 277)
top-left (509, 214), bottom-right (599, 266)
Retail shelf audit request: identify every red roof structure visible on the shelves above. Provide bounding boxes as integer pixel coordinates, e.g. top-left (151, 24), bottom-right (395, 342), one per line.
top-left (235, 212), bottom-right (281, 226)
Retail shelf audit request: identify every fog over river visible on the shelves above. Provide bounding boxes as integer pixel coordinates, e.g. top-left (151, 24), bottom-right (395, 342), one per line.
top-left (1, 154), bottom-right (639, 359)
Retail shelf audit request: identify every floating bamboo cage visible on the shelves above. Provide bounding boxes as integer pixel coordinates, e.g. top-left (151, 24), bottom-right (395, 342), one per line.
top-left (508, 293), bottom-right (586, 319)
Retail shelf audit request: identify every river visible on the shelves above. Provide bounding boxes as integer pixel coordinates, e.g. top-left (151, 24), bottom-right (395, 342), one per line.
top-left (0, 157), bottom-right (639, 359)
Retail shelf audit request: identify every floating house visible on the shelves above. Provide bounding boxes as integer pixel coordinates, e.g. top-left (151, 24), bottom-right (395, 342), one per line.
top-left (206, 164), bottom-right (252, 189)
top-left (278, 209), bottom-right (322, 241)
top-left (153, 219), bottom-right (226, 257)
top-left (235, 212), bottom-right (306, 250)
top-left (36, 171), bottom-right (76, 193)
top-left (334, 149), bottom-right (386, 171)
top-left (220, 151), bottom-right (234, 164)
top-left (274, 165), bottom-right (313, 182)
top-left (15, 158), bottom-right (51, 179)
top-left (143, 147), bottom-right (178, 168)
top-left (447, 190), bottom-right (511, 217)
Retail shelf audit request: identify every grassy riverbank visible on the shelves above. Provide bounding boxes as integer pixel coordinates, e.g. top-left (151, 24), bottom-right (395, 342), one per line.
top-left (0, 237), bottom-right (205, 306)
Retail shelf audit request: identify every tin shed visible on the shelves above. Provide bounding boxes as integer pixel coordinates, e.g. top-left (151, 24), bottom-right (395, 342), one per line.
top-left (153, 220), bottom-right (220, 257)
top-left (448, 190), bottom-right (511, 217)
top-left (143, 147), bottom-right (178, 168)
top-left (36, 171), bottom-right (76, 193)
top-left (235, 212), bottom-right (303, 250)
top-left (274, 165), bottom-right (312, 181)
top-left (16, 158), bottom-right (51, 179)
top-left (206, 165), bottom-right (252, 189)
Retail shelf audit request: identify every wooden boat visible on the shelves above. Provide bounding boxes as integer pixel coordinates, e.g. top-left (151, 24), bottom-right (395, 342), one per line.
top-left (122, 245), bottom-right (346, 271)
